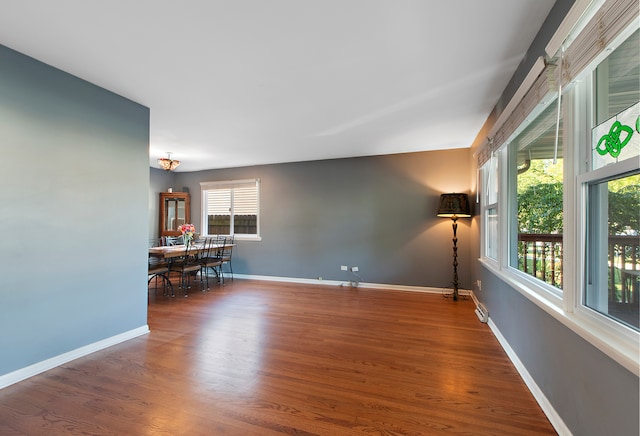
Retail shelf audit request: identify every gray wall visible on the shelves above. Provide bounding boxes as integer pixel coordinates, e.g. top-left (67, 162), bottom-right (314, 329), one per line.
top-left (479, 267), bottom-right (639, 435)
top-left (0, 45), bottom-right (150, 376)
top-left (469, 0), bottom-right (639, 434)
top-left (168, 149), bottom-right (472, 288)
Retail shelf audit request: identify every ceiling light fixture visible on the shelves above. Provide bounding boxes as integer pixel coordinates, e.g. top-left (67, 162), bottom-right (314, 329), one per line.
top-left (158, 152), bottom-right (181, 171)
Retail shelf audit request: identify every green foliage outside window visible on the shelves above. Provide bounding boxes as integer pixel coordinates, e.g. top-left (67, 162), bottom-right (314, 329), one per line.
top-left (517, 163), bottom-right (638, 236)
top-left (517, 159), bottom-right (563, 234)
top-left (608, 175), bottom-right (640, 236)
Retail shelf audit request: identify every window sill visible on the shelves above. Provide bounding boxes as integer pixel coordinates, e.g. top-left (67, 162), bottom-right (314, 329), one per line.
top-left (479, 257), bottom-right (639, 376)
top-left (234, 235), bottom-right (261, 242)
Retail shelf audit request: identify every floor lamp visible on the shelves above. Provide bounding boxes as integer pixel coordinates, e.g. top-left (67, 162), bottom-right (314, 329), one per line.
top-left (437, 193), bottom-right (471, 301)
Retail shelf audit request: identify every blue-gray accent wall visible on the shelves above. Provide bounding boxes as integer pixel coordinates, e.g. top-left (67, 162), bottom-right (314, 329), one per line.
top-left (165, 149), bottom-right (472, 288)
top-left (0, 44), bottom-right (150, 376)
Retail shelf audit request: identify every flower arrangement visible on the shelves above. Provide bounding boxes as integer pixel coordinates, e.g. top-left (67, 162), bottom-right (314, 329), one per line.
top-left (178, 223), bottom-right (196, 246)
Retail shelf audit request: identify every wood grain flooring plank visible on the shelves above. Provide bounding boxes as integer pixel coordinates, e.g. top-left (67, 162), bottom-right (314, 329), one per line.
top-left (0, 280), bottom-right (556, 435)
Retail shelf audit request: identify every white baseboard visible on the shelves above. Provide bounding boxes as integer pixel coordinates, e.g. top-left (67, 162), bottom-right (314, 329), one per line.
top-left (233, 273), bottom-right (472, 296)
top-left (0, 325), bottom-right (150, 390)
top-left (487, 318), bottom-right (571, 436)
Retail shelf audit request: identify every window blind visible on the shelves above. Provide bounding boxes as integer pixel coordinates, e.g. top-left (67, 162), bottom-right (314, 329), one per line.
top-left (233, 186), bottom-right (258, 215)
top-left (559, 0), bottom-right (638, 87)
top-left (201, 178), bottom-right (260, 236)
top-left (206, 188), bottom-right (231, 215)
top-left (201, 179), bottom-right (258, 191)
top-left (477, 64), bottom-right (557, 166)
top-left (476, 0), bottom-right (638, 167)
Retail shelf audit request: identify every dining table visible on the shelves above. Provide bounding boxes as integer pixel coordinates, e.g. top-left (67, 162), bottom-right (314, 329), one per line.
top-left (150, 243), bottom-right (204, 259)
top-left (149, 242), bottom-right (235, 258)
top-left (148, 242), bottom-right (236, 292)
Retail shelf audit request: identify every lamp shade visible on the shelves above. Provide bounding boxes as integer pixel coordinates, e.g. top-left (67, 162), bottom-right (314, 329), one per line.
top-left (437, 193), bottom-right (471, 218)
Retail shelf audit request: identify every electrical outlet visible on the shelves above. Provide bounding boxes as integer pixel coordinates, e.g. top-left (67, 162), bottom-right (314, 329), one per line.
top-left (351, 266), bottom-right (359, 272)
top-left (341, 265), bottom-right (348, 271)
top-left (476, 279), bottom-right (482, 291)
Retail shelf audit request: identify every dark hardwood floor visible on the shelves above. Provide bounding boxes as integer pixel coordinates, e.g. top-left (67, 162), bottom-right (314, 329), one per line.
top-left (0, 280), bottom-right (556, 435)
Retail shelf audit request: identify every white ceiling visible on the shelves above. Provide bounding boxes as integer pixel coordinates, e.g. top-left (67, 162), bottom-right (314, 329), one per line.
top-left (0, 0), bottom-right (556, 172)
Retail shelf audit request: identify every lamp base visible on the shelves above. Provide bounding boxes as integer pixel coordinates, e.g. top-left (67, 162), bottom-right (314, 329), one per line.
top-left (441, 288), bottom-right (457, 300)
top-left (442, 288), bottom-right (468, 301)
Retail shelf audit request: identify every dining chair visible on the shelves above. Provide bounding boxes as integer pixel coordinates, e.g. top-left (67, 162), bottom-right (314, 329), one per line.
top-left (201, 237), bottom-right (226, 286)
top-left (219, 235), bottom-right (234, 281)
top-left (169, 243), bottom-right (202, 296)
top-left (164, 235), bottom-right (183, 246)
top-left (148, 238), bottom-right (174, 297)
top-left (197, 237), bottom-right (215, 290)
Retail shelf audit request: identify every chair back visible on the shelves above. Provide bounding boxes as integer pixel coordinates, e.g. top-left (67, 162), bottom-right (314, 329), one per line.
top-left (220, 237), bottom-right (233, 260)
top-left (164, 235), bottom-right (183, 246)
top-left (148, 238), bottom-right (162, 248)
top-left (215, 238), bottom-right (227, 258)
top-left (148, 238), bottom-right (169, 274)
top-left (182, 242), bottom-right (201, 265)
top-left (200, 237), bottom-right (215, 259)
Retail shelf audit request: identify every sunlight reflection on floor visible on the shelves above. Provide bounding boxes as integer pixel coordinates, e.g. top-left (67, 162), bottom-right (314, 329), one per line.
top-left (194, 293), bottom-right (268, 396)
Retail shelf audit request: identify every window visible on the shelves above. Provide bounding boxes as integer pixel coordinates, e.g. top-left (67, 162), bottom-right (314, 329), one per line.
top-left (585, 172), bottom-right (640, 330)
top-left (201, 179), bottom-right (260, 239)
top-left (507, 96), bottom-right (564, 291)
top-left (476, 2), bottom-right (639, 372)
top-left (481, 153), bottom-right (499, 260)
top-left (582, 29), bottom-right (639, 331)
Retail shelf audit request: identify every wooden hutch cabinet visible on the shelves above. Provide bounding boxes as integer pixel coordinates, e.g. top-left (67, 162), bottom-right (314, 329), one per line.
top-left (159, 192), bottom-right (190, 237)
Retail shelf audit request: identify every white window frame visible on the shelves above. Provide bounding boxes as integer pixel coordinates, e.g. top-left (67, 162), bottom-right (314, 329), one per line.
top-left (479, 17), bottom-right (639, 375)
top-left (483, 139), bottom-right (565, 309)
top-left (570, 22), bottom-right (640, 364)
top-left (200, 178), bottom-right (261, 241)
top-left (506, 92), bottom-right (565, 301)
top-left (480, 153), bottom-right (499, 267)
top-left (575, 158), bottom-right (639, 362)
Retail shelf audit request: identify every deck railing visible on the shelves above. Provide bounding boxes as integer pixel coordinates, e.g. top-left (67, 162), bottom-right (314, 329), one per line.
top-left (608, 235), bottom-right (640, 304)
top-left (517, 233), bottom-right (639, 303)
top-left (517, 233), bottom-right (563, 289)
